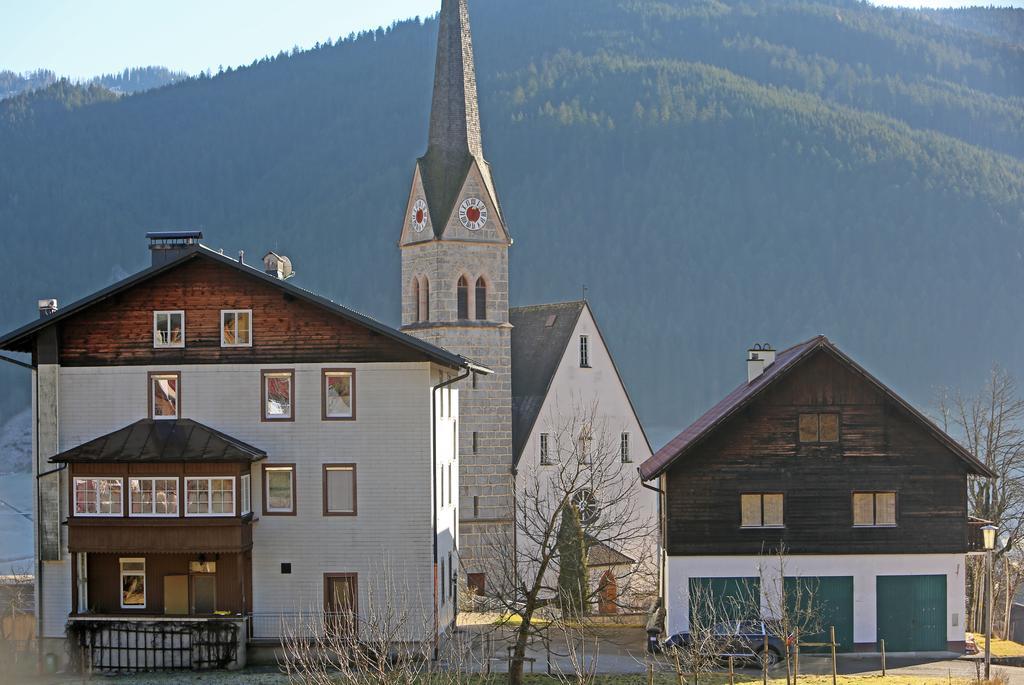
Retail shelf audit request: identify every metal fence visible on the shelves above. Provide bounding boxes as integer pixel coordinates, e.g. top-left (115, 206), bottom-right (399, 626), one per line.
top-left (70, 618), bottom-right (243, 673)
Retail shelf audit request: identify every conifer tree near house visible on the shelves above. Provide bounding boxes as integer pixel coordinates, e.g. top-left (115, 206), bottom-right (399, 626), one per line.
top-left (557, 503), bottom-right (588, 614)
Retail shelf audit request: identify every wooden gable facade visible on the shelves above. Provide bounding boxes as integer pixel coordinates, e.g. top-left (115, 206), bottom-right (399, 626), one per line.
top-left (663, 345), bottom-right (982, 557)
top-left (50, 255), bottom-right (442, 368)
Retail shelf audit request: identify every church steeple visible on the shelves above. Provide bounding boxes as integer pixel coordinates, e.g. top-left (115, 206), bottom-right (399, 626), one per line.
top-left (414, 0), bottom-right (504, 239)
top-left (428, 0), bottom-right (483, 166)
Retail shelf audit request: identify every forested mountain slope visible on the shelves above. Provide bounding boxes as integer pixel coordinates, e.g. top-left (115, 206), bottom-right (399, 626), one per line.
top-left (1, 0), bottom-right (1022, 445)
top-left (0, 67), bottom-right (186, 100)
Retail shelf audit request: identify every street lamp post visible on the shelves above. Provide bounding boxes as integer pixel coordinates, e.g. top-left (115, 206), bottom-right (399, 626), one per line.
top-left (982, 524), bottom-right (998, 680)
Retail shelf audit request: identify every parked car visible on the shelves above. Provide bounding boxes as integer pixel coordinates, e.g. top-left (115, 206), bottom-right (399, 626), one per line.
top-left (662, 620), bottom-right (787, 665)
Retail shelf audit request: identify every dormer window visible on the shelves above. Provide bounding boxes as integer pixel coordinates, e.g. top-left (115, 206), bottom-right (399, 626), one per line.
top-left (221, 310), bottom-right (252, 347)
top-left (153, 311), bottom-right (184, 348)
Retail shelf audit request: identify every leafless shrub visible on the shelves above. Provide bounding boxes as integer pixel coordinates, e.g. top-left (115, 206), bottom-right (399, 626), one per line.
top-left (279, 557), bottom-right (492, 685)
top-left (474, 400), bottom-right (658, 685)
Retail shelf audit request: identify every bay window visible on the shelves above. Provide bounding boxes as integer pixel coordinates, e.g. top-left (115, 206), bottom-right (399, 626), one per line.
top-left (185, 477), bottom-right (235, 517)
top-left (129, 477), bottom-right (179, 517)
top-left (73, 477), bottom-right (123, 517)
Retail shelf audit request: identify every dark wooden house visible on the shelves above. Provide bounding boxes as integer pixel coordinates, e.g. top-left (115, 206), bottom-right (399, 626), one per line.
top-left (640, 336), bottom-right (992, 654)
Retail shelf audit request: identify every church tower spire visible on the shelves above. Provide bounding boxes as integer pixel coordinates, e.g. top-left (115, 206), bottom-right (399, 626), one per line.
top-left (428, 0), bottom-right (483, 165)
top-left (399, 0), bottom-right (514, 583)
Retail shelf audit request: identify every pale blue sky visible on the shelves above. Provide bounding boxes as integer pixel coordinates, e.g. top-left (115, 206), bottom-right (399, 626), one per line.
top-left (0, 0), bottom-right (1021, 79)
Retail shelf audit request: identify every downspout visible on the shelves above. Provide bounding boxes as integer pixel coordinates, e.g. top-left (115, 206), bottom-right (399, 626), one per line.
top-left (640, 473), bottom-right (666, 598)
top-left (431, 367), bottom-right (471, 656)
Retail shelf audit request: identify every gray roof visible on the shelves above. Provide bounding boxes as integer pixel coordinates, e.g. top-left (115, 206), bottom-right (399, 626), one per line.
top-left (510, 301), bottom-right (587, 463)
top-left (587, 537), bottom-right (636, 568)
top-left (419, 0), bottom-right (503, 236)
top-left (51, 419), bottom-right (266, 464)
top-left (0, 245), bottom-right (490, 376)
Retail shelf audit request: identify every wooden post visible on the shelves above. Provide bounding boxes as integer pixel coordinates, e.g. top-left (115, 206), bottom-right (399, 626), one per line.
top-left (763, 632), bottom-right (769, 685)
top-left (880, 638), bottom-right (886, 677)
top-left (674, 651), bottom-right (685, 685)
top-left (830, 626), bottom-right (837, 685)
top-left (728, 656), bottom-right (736, 685)
top-left (648, 661), bottom-right (655, 685)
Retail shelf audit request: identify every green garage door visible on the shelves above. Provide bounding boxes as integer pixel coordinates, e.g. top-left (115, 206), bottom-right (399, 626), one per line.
top-left (876, 575), bottom-right (947, 652)
top-left (785, 576), bottom-right (854, 653)
top-left (689, 577), bottom-right (760, 627)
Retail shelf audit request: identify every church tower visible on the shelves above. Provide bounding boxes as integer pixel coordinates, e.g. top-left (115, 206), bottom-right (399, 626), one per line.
top-left (400, 0), bottom-right (513, 577)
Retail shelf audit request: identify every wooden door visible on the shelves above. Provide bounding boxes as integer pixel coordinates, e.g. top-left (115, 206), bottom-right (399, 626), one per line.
top-left (164, 576), bottom-right (188, 616)
top-left (598, 570), bottom-right (618, 615)
top-left (192, 575), bottom-right (217, 615)
top-left (325, 574), bottom-right (358, 635)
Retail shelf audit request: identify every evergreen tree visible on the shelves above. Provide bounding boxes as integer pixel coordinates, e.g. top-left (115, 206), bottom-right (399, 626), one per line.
top-left (556, 503), bottom-right (588, 614)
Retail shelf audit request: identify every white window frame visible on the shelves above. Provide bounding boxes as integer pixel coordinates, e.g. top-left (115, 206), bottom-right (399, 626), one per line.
top-left (241, 474), bottom-right (251, 516)
top-left (119, 558), bottom-right (147, 609)
top-left (264, 466), bottom-right (295, 514)
top-left (620, 432), bottom-right (631, 463)
top-left (185, 476), bottom-right (236, 518)
top-left (128, 477), bottom-right (179, 518)
top-left (220, 309), bottom-right (253, 348)
top-left (153, 310), bottom-right (185, 349)
top-left (579, 335), bottom-right (590, 368)
top-left (72, 477), bottom-right (123, 518)
top-left (539, 433), bottom-right (552, 465)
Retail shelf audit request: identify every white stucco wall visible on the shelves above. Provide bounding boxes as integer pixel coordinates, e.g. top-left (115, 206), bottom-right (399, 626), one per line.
top-left (53, 361), bottom-right (449, 642)
top-left (665, 554), bottom-right (967, 646)
top-left (516, 305), bottom-right (659, 598)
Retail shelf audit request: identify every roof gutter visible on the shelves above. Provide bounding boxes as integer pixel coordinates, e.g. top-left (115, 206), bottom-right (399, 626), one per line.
top-left (0, 354), bottom-right (34, 370)
top-left (430, 367), bottom-right (471, 656)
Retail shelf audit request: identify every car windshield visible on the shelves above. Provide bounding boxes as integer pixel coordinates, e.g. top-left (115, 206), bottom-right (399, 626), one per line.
top-left (738, 621), bottom-right (764, 635)
top-left (712, 621), bottom-right (738, 635)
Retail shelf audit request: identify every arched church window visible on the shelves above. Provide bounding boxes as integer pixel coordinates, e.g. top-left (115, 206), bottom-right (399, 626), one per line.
top-left (457, 276), bottom-right (469, 320)
top-left (475, 277), bottom-right (487, 320)
top-left (413, 278), bottom-right (421, 322)
top-left (419, 276), bottom-right (430, 322)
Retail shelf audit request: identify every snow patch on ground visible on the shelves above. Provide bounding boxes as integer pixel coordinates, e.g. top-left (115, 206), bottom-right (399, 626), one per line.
top-left (0, 409), bottom-right (31, 475)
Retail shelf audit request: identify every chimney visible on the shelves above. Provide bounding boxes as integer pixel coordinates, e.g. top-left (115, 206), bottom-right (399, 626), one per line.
top-left (747, 343), bottom-right (776, 383)
top-left (263, 252), bottom-right (294, 280)
top-left (38, 299), bottom-right (58, 319)
top-left (147, 231), bottom-right (203, 267)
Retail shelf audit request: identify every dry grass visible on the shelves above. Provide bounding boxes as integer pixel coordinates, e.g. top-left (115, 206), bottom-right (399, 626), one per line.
top-left (572, 677), bottom-right (973, 685)
top-left (971, 633), bottom-right (1024, 658)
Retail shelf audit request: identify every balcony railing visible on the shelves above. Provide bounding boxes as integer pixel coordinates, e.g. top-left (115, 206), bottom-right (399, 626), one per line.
top-left (967, 516), bottom-right (993, 553)
top-left (68, 615), bottom-right (247, 672)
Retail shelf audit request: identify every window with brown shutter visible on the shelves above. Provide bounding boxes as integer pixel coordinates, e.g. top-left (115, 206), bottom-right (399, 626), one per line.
top-left (740, 493), bottom-right (784, 528)
top-left (323, 464), bottom-right (357, 516)
top-left (798, 413), bottom-right (840, 444)
top-left (853, 492), bottom-right (897, 527)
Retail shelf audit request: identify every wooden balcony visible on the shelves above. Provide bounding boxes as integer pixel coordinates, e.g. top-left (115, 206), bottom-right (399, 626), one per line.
top-left (68, 516), bottom-right (253, 555)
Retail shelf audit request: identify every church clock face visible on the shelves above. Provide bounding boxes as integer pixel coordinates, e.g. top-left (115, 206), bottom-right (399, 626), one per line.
top-left (410, 199), bottom-right (428, 233)
top-left (459, 197), bottom-right (488, 231)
